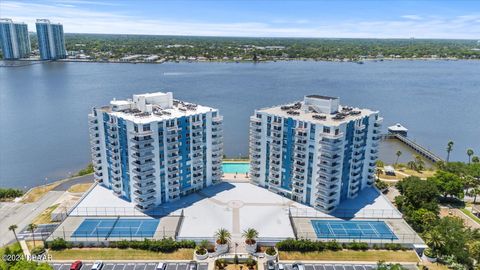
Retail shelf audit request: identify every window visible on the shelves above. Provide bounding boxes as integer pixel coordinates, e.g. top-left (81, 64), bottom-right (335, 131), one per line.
top-left (143, 124), bottom-right (151, 131)
top-left (323, 126), bottom-right (330, 133)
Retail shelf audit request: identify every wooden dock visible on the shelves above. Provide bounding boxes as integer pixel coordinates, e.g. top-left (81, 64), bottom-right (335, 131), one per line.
top-left (381, 133), bottom-right (443, 163)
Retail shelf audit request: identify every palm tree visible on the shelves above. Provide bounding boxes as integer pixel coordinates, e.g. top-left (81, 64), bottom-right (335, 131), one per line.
top-left (8, 225), bottom-right (19, 244)
top-left (28, 223), bottom-right (38, 247)
top-left (214, 228), bottom-right (231, 245)
top-left (467, 149), bottom-right (474, 164)
top-left (414, 155), bottom-right (425, 172)
top-left (394, 150), bottom-right (402, 166)
top-left (242, 228), bottom-right (259, 245)
top-left (446, 141), bottom-right (454, 162)
top-left (424, 230), bottom-right (445, 256)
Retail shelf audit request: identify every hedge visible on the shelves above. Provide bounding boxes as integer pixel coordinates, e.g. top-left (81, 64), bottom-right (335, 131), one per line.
top-left (276, 239), bottom-right (406, 252)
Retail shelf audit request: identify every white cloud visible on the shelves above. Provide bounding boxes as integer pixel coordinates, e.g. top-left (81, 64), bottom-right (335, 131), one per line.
top-left (401, 15), bottom-right (423, 21)
top-left (1, 0), bottom-right (479, 39)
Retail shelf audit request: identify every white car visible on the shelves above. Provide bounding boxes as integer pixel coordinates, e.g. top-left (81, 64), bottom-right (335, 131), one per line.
top-left (156, 262), bottom-right (167, 270)
top-left (277, 263), bottom-right (285, 270)
top-left (91, 261), bottom-right (104, 270)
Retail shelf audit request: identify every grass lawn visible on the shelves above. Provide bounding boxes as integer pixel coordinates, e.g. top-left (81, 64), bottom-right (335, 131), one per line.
top-left (32, 204), bottom-right (59, 224)
top-left (22, 182), bottom-right (62, 203)
top-left (48, 248), bottom-right (194, 260)
top-left (397, 168), bottom-right (436, 179)
top-left (460, 208), bottom-right (480, 224)
top-left (26, 241), bottom-right (45, 251)
top-left (279, 250), bottom-right (419, 262)
top-left (378, 172), bottom-right (405, 180)
top-left (68, 183), bottom-right (93, 193)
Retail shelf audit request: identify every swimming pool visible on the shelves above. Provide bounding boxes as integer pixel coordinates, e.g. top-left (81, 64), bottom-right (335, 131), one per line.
top-left (222, 162), bottom-right (250, 174)
top-left (311, 220), bottom-right (397, 240)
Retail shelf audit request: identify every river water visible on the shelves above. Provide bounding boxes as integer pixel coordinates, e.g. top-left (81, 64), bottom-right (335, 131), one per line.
top-left (1, 60), bottom-right (479, 188)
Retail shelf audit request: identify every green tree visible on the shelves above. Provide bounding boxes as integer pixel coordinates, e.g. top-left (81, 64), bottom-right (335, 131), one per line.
top-left (429, 171), bottom-right (464, 199)
top-left (214, 228), bottom-right (231, 245)
top-left (472, 156), bottom-right (480, 163)
top-left (407, 208), bottom-right (438, 232)
top-left (395, 150), bottom-right (402, 166)
top-left (446, 140), bottom-right (454, 162)
top-left (414, 155), bottom-right (425, 172)
top-left (8, 224), bottom-right (20, 246)
top-left (395, 176), bottom-right (439, 212)
top-left (467, 149), bottom-right (475, 164)
top-left (423, 230), bottom-right (445, 257)
top-left (27, 223), bottom-right (38, 248)
top-left (468, 241), bottom-right (480, 265)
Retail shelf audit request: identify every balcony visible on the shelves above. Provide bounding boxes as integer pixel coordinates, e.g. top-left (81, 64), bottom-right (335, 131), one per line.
top-left (130, 129), bottom-right (153, 136)
top-left (134, 188), bottom-right (156, 198)
top-left (134, 196), bottom-right (156, 205)
top-left (133, 181), bottom-right (155, 190)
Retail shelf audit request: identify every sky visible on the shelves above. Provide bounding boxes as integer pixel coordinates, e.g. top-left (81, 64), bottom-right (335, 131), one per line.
top-left (1, 0), bottom-right (479, 39)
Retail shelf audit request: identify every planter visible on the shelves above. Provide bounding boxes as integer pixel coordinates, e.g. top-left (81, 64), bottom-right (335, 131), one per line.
top-left (422, 254), bottom-right (437, 263)
top-left (245, 241), bottom-right (257, 254)
top-left (195, 249), bottom-right (209, 260)
top-left (215, 242), bottom-right (229, 254)
top-left (264, 248), bottom-right (278, 261)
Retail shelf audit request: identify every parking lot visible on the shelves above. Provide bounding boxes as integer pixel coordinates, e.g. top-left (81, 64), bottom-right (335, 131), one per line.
top-left (51, 261), bottom-right (208, 270)
top-left (265, 263), bottom-right (416, 270)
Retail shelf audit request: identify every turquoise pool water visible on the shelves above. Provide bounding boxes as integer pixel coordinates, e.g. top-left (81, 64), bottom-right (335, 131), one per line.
top-left (222, 162), bottom-right (250, 174)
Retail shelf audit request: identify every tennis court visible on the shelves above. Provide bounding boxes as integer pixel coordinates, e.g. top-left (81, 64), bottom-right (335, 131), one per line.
top-left (72, 218), bottom-right (159, 238)
top-left (311, 220), bottom-right (398, 240)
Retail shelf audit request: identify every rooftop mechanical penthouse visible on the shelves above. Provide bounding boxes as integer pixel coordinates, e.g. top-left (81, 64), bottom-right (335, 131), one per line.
top-left (249, 95), bottom-right (382, 213)
top-left (88, 92), bottom-right (223, 211)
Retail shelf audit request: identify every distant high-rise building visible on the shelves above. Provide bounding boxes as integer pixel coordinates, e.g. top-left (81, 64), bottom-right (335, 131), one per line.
top-left (249, 95), bottom-right (382, 213)
top-left (0, 18), bottom-right (31, 60)
top-left (35, 19), bottom-right (66, 60)
top-left (88, 92), bottom-right (224, 211)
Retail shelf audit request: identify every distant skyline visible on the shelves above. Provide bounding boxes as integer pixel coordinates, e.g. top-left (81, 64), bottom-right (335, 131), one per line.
top-left (1, 0), bottom-right (480, 39)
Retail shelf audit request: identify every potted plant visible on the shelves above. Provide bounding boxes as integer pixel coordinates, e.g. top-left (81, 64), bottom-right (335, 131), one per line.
top-left (214, 228), bottom-right (231, 254)
top-left (422, 247), bottom-right (437, 263)
top-left (195, 240), bottom-right (209, 260)
top-left (264, 246), bottom-right (278, 260)
top-left (243, 228), bottom-right (259, 254)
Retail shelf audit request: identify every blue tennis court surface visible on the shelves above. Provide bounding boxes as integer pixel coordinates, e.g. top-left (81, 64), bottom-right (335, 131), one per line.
top-left (311, 220), bottom-right (397, 240)
top-left (72, 218), bottom-right (159, 238)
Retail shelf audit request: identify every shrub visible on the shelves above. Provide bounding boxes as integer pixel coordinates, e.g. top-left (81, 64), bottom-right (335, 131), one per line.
top-left (30, 246), bottom-right (45, 256)
top-left (116, 240), bottom-right (130, 249)
top-left (384, 243), bottom-right (403, 251)
top-left (245, 257), bottom-right (256, 268)
top-left (195, 247), bottom-right (207, 255)
top-left (347, 241), bottom-right (369, 251)
top-left (265, 247), bottom-right (277, 256)
top-left (47, 238), bottom-right (69, 250)
top-left (325, 240), bottom-right (342, 251)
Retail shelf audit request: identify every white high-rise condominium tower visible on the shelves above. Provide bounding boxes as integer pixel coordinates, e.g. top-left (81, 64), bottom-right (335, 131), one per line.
top-left (0, 18), bottom-right (31, 60)
top-left (89, 92), bottom-right (223, 211)
top-left (249, 95), bottom-right (382, 213)
top-left (35, 19), bottom-right (66, 60)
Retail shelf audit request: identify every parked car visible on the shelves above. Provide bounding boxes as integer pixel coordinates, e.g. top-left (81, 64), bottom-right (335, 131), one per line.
top-left (267, 260), bottom-right (275, 270)
top-left (91, 261), bottom-right (104, 270)
top-left (70, 261), bottom-right (82, 270)
top-left (292, 263), bottom-right (305, 270)
top-left (156, 262), bottom-right (167, 270)
top-left (188, 261), bottom-right (197, 270)
top-left (277, 263), bottom-right (285, 270)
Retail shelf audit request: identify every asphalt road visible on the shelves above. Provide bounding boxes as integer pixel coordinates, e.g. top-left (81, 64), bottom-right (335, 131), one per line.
top-left (0, 174), bottom-right (94, 246)
top-left (265, 263), bottom-right (417, 270)
top-left (53, 174), bottom-right (94, 191)
top-left (51, 261), bottom-right (208, 270)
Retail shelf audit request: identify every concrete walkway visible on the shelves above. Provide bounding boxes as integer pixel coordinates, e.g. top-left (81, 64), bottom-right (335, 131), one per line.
top-left (19, 240), bottom-right (30, 257)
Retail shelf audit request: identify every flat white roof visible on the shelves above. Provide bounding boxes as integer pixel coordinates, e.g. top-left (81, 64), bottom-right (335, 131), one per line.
top-left (388, 123), bottom-right (408, 132)
top-left (258, 102), bottom-right (376, 126)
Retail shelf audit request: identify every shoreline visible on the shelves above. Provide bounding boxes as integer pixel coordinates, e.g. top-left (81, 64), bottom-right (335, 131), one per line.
top-left (1, 57), bottom-right (478, 67)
